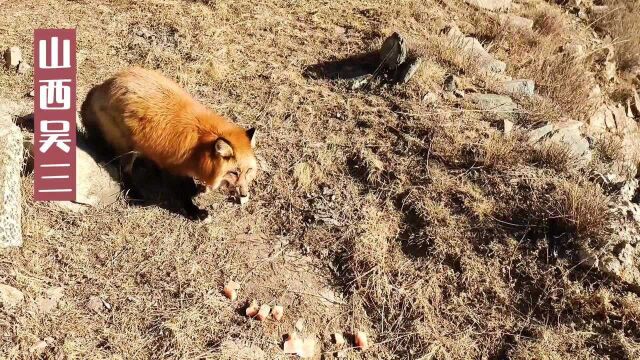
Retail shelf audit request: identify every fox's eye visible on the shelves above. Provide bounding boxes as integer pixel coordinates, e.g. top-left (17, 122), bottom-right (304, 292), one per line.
top-left (228, 170), bottom-right (239, 177)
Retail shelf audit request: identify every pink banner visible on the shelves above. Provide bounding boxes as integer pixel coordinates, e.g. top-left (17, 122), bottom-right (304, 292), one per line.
top-left (33, 29), bottom-right (77, 201)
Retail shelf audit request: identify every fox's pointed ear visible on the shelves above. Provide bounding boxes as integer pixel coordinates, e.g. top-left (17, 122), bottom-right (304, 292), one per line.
top-left (247, 128), bottom-right (257, 148)
top-left (214, 138), bottom-right (234, 157)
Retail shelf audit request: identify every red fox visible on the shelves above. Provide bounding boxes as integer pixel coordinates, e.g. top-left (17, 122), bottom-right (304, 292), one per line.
top-left (80, 67), bottom-right (257, 220)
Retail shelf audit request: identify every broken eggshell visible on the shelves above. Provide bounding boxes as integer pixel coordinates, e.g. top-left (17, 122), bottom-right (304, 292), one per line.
top-left (223, 280), bottom-right (240, 300)
top-left (256, 304), bottom-right (271, 321)
top-left (245, 300), bottom-right (259, 317)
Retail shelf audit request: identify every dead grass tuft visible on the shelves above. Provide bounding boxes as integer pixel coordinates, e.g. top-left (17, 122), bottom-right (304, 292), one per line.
top-left (519, 52), bottom-right (597, 121)
top-left (594, 0), bottom-right (640, 71)
top-left (550, 180), bottom-right (611, 241)
top-left (479, 132), bottom-right (530, 169)
top-left (593, 133), bottom-right (624, 163)
top-left (475, 5), bottom-right (598, 121)
top-left (354, 148), bottom-right (386, 186)
top-left (531, 140), bottom-right (580, 173)
top-left (533, 8), bottom-right (568, 36)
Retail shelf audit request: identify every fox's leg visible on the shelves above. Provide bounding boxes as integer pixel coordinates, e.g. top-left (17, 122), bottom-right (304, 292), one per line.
top-left (176, 176), bottom-right (209, 221)
top-left (121, 152), bottom-right (142, 200)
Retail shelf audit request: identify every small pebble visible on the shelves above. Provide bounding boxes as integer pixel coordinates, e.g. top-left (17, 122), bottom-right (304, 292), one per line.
top-left (272, 305), bottom-right (284, 321)
top-left (256, 304), bottom-right (271, 321)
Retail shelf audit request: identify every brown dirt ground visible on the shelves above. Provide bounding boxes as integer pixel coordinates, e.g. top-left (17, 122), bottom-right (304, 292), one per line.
top-left (2, 0), bottom-right (640, 359)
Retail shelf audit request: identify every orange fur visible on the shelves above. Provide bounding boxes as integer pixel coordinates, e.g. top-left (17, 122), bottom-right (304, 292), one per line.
top-left (81, 67), bottom-right (257, 195)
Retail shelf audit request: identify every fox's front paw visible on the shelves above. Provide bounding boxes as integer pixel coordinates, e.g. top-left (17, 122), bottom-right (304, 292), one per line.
top-left (195, 183), bottom-right (209, 194)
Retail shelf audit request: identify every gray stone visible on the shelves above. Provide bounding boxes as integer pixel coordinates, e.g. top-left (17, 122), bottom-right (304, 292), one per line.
top-left (57, 147), bottom-right (121, 212)
top-left (423, 92), bottom-right (438, 104)
top-left (379, 33), bottom-right (407, 70)
top-left (0, 109), bottom-right (23, 248)
top-left (632, 87), bottom-right (640, 117)
top-left (503, 119), bottom-right (514, 134)
top-left (589, 84), bottom-right (602, 102)
top-left (466, 93), bottom-right (517, 113)
top-left (611, 104), bottom-right (637, 134)
top-left (589, 105), bottom-right (614, 133)
top-left (397, 57), bottom-right (422, 84)
top-left (528, 124), bottom-right (554, 143)
top-left (443, 74), bottom-right (457, 92)
top-left (3, 47), bottom-right (22, 69)
top-left (549, 121), bottom-right (592, 164)
top-left (445, 24), bottom-right (506, 74)
top-left (465, 0), bottom-right (511, 11)
top-left (501, 79), bottom-right (535, 97)
top-left (604, 61), bottom-right (616, 82)
top-left (0, 284), bottom-right (24, 308)
top-left (349, 74), bottom-right (371, 90)
top-left (17, 61), bottom-right (30, 74)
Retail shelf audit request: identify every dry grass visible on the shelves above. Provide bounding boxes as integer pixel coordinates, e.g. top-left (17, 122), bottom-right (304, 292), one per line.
top-left (550, 180), bottom-right (611, 241)
top-left (531, 140), bottom-right (581, 173)
top-left (473, 5), bottom-right (598, 121)
top-left (0, 0), bottom-right (638, 359)
top-left (479, 132), bottom-right (530, 169)
top-left (594, 0), bottom-right (640, 71)
top-left (593, 133), bottom-right (624, 163)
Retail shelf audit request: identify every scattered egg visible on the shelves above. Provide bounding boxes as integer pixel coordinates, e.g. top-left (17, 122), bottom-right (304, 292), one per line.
top-left (245, 300), bottom-right (259, 317)
top-left (355, 331), bottom-right (369, 350)
top-left (333, 332), bottom-right (346, 347)
top-left (223, 280), bottom-right (240, 301)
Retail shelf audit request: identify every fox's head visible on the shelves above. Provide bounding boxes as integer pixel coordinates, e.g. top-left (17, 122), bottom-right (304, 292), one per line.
top-left (196, 127), bottom-right (258, 200)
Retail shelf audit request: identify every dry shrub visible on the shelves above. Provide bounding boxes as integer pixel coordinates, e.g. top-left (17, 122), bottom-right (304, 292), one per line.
top-left (518, 52), bottom-right (597, 121)
top-left (594, 0), bottom-right (640, 71)
top-left (593, 133), bottom-right (624, 163)
top-left (354, 148), bottom-right (386, 186)
top-left (480, 132), bottom-right (530, 169)
top-left (531, 140), bottom-right (580, 173)
top-left (478, 5), bottom-right (598, 121)
top-left (423, 34), bottom-right (483, 76)
top-left (533, 8), bottom-right (568, 36)
top-left (518, 96), bottom-right (564, 126)
top-left (550, 180), bottom-right (611, 241)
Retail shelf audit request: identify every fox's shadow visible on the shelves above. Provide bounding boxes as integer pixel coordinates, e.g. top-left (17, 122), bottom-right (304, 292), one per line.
top-left (17, 112), bottom-right (203, 218)
top-left (84, 137), bottom-right (205, 219)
